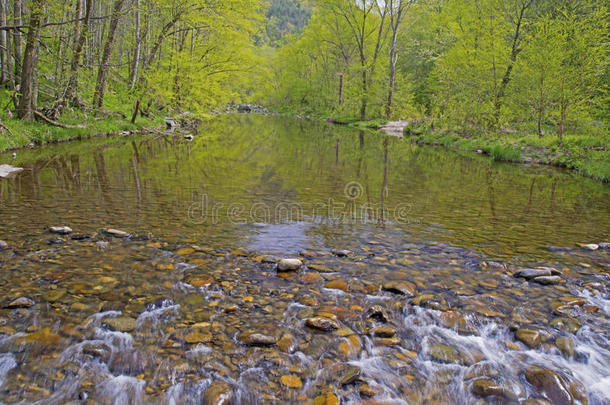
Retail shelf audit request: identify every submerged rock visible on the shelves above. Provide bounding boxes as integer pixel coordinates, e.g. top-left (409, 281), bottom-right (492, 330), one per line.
top-left (513, 268), bottom-right (553, 280)
top-left (306, 317), bottom-right (339, 331)
top-left (238, 331), bottom-right (278, 346)
top-left (369, 327), bottom-right (396, 338)
top-left (312, 393), bottom-right (340, 405)
top-left (525, 366), bottom-right (580, 405)
top-left (277, 333), bottom-right (297, 353)
top-left (515, 329), bottom-right (541, 348)
top-left (339, 366), bottom-right (361, 386)
top-left (203, 381), bottom-right (233, 405)
top-left (331, 249), bottom-right (351, 257)
top-left (439, 311), bottom-right (478, 335)
top-left (555, 336), bottom-right (574, 358)
top-left (359, 384), bottom-right (384, 397)
top-left (367, 305), bottom-right (390, 323)
top-left (428, 344), bottom-right (461, 364)
top-left (382, 281), bottom-right (416, 296)
top-left (280, 374), bottom-right (302, 389)
top-left (550, 317), bottom-right (581, 334)
top-left (49, 226), bottom-right (72, 235)
top-left (45, 289), bottom-right (67, 302)
top-left (533, 276), bottom-right (563, 285)
top-left (277, 258), bottom-right (302, 271)
top-left (103, 228), bottom-right (129, 238)
top-left (103, 317), bottom-right (137, 332)
top-left (325, 280), bottom-right (348, 291)
top-left (4, 296), bottom-right (35, 308)
top-left (471, 378), bottom-right (504, 397)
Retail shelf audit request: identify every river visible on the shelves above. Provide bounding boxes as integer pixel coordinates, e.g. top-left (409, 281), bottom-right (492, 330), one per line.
top-left (0, 115), bottom-right (608, 404)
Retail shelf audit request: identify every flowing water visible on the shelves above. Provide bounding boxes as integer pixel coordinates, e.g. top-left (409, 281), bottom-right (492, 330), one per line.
top-left (0, 115), bottom-right (608, 404)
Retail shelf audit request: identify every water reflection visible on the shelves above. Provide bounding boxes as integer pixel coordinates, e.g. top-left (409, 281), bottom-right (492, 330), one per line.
top-left (0, 114), bottom-right (608, 259)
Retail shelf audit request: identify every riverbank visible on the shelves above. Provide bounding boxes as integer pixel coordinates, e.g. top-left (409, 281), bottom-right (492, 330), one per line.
top-left (401, 125), bottom-right (610, 183)
top-left (0, 92), bottom-right (163, 152)
top-left (315, 114), bottom-right (610, 183)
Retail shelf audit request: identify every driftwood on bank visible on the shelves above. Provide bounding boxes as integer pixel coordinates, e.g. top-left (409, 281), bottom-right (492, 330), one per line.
top-left (33, 110), bottom-right (86, 128)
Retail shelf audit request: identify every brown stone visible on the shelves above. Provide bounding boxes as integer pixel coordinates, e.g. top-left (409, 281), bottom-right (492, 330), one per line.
top-left (203, 381), bottom-right (233, 405)
top-left (306, 317), bottom-right (339, 331)
top-left (382, 281), bottom-right (416, 296)
top-left (471, 378), bottom-right (504, 397)
top-left (325, 280), bottom-right (348, 291)
top-left (280, 374), bottom-right (302, 389)
top-left (525, 366), bottom-right (573, 405)
top-left (515, 329), bottom-right (541, 349)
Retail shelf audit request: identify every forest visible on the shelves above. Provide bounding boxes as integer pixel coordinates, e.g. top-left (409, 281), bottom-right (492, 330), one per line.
top-left (0, 0), bottom-right (608, 177)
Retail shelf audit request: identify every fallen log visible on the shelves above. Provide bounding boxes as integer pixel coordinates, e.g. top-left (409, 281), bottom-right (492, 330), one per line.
top-left (33, 110), bottom-right (86, 129)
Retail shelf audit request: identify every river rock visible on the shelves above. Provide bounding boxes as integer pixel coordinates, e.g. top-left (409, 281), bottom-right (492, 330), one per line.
top-left (332, 249), bottom-right (351, 257)
top-left (369, 327), bottom-right (396, 338)
top-left (533, 276), bottom-right (563, 285)
top-left (325, 280), bottom-right (348, 291)
top-left (312, 393), bottom-right (340, 405)
top-left (0, 164), bottom-right (23, 178)
top-left (4, 297), bottom-right (35, 308)
top-left (525, 366), bottom-right (575, 405)
top-left (471, 378), bottom-right (504, 397)
top-left (49, 226), bottom-right (72, 235)
top-left (368, 305), bottom-right (390, 323)
top-left (277, 333), bottom-right (297, 353)
top-left (238, 331), bottom-right (277, 346)
top-left (339, 366), bottom-right (361, 386)
top-left (45, 289), bottom-right (67, 302)
top-left (515, 329), bottom-right (541, 348)
top-left (306, 317), bottom-right (339, 331)
top-left (103, 228), bottom-right (129, 238)
top-left (23, 327), bottom-right (61, 346)
top-left (187, 275), bottom-right (215, 288)
top-left (550, 317), bottom-right (581, 334)
top-left (82, 342), bottom-right (111, 360)
top-left (513, 268), bottom-right (552, 280)
top-left (429, 344), bottom-right (461, 364)
top-left (579, 243), bottom-right (599, 251)
top-left (439, 311), bottom-right (478, 335)
top-left (464, 362), bottom-right (500, 380)
top-left (203, 381), bottom-right (233, 405)
top-left (280, 374), bottom-right (302, 389)
top-left (598, 242), bottom-right (610, 249)
top-left (277, 258), bottom-right (302, 271)
top-left (382, 281), bottom-right (416, 296)
top-left (184, 330), bottom-right (212, 344)
top-left (103, 317), bottom-right (137, 332)
top-left (555, 336), bottom-right (574, 358)
top-left (359, 384), bottom-right (384, 397)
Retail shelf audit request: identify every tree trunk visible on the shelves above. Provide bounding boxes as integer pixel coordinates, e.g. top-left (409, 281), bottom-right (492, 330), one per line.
top-left (17, 0), bottom-right (44, 119)
top-left (493, 0), bottom-right (533, 128)
top-left (2, 0), bottom-right (13, 89)
top-left (338, 73), bottom-right (343, 106)
top-left (13, 0), bottom-right (23, 86)
top-left (537, 75), bottom-right (544, 138)
top-left (129, 0), bottom-right (141, 89)
top-left (92, 0), bottom-right (126, 109)
top-left (64, 0), bottom-right (92, 106)
top-left (0, 0), bottom-right (7, 85)
top-left (386, 0), bottom-right (405, 118)
top-left (360, 69), bottom-right (367, 120)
